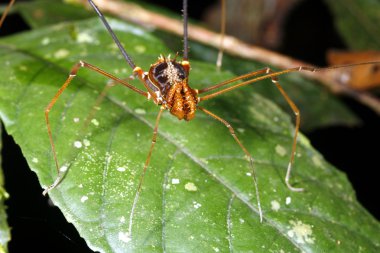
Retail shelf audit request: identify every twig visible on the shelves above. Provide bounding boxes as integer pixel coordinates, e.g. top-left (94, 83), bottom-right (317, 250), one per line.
top-left (71, 0), bottom-right (380, 115)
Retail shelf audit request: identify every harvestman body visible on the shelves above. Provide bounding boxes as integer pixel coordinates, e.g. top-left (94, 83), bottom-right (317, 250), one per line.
top-left (42, 0), bottom-right (380, 240)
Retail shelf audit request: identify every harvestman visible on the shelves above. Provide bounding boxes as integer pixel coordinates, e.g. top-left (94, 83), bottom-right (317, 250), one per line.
top-left (42, 0), bottom-right (380, 239)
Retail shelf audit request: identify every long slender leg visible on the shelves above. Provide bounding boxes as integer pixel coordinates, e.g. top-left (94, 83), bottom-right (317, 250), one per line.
top-left (198, 106), bottom-right (263, 222)
top-left (268, 69), bottom-right (303, 192)
top-left (43, 60), bottom-right (148, 195)
top-left (199, 62), bottom-right (380, 101)
top-left (0, 0), bottom-right (15, 28)
top-left (198, 68), bottom-right (269, 94)
top-left (88, 0), bottom-right (136, 69)
top-left (43, 81), bottom-right (117, 196)
top-left (182, 0), bottom-right (189, 61)
top-left (199, 62), bottom-right (380, 190)
top-left (201, 67), bottom-right (303, 191)
top-left (128, 106), bottom-right (165, 239)
top-left (199, 66), bottom-right (314, 100)
top-left (205, 67), bottom-right (303, 191)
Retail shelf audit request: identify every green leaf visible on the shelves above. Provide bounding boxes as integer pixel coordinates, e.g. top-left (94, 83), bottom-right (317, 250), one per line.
top-left (325, 0), bottom-right (380, 50)
top-left (0, 18), bottom-right (379, 252)
top-left (0, 126), bottom-right (11, 253)
top-left (15, 0), bottom-right (93, 29)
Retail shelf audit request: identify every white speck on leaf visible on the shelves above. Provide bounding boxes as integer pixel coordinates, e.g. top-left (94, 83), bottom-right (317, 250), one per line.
top-left (91, 118), bottom-right (99, 126)
top-left (77, 32), bottom-right (95, 43)
top-left (80, 196), bottom-right (88, 203)
top-left (134, 108), bottom-right (146, 115)
top-left (275, 144), bottom-right (287, 157)
top-left (287, 220), bottom-right (315, 244)
top-left (54, 49), bottom-right (69, 59)
top-left (193, 201), bottom-right (202, 209)
top-left (134, 45), bottom-right (146, 53)
top-left (73, 117), bottom-right (80, 123)
top-left (41, 37), bottom-right (50, 45)
top-left (312, 155), bottom-right (323, 168)
top-left (271, 200), bottom-right (280, 211)
top-left (117, 167), bottom-right (126, 172)
top-left (74, 141), bottom-right (82, 148)
top-left (171, 178), bottom-right (180, 184)
top-left (213, 247), bottom-right (220, 252)
top-left (83, 139), bottom-right (91, 147)
top-left (32, 157), bottom-right (39, 163)
top-left (200, 158), bottom-right (209, 164)
top-left (185, 182), bottom-right (197, 191)
top-left (286, 196), bottom-right (292, 205)
top-left (59, 165), bottom-right (68, 172)
top-left (237, 128), bottom-right (245, 133)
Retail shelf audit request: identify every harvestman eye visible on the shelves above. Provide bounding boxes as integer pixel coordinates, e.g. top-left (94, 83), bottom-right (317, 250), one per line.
top-left (42, 0), bottom-right (380, 241)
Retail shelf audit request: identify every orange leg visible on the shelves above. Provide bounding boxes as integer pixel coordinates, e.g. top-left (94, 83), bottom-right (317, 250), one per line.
top-left (127, 106), bottom-right (165, 239)
top-left (198, 68), bottom-right (270, 94)
top-left (0, 0), bottom-right (15, 28)
top-left (43, 60), bottom-right (148, 195)
top-left (200, 66), bottom-right (305, 191)
top-left (199, 61), bottom-right (380, 101)
top-left (199, 62), bottom-right (380, 190)
top-left (268, 69), bottom-right (303, 192)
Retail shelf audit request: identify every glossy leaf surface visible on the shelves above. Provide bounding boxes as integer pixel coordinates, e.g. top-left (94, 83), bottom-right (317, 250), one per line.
top-left (0, 18), bottom-right (379, 253)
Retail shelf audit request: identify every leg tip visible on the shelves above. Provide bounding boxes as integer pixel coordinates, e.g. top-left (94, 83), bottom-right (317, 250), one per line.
top-left (286, 180), bottom-right (304, 192)
top-left (42, 188), bottom-right (49, 196)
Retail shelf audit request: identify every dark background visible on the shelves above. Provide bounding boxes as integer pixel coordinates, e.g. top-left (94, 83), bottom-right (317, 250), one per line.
top-left (1, 0), bottom-right (379, 252)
